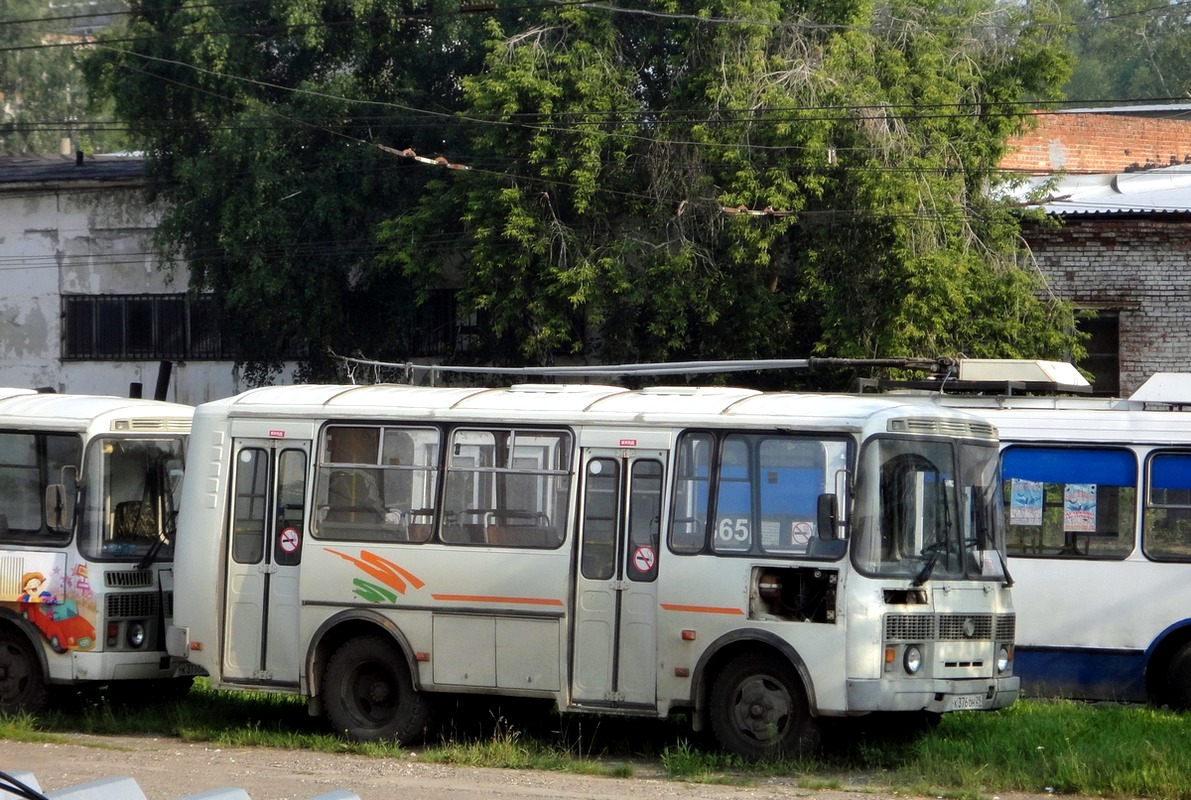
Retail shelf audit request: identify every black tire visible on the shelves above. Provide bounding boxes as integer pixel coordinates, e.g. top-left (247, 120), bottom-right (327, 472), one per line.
top-left (709, 653), bottom-right (820, 760)
top-left (1164, 642), bottom-right (1191, 710)
top-left (323, 635), bottom-right (430, 743)
top-left (0, 630), bottom-right (48, 715)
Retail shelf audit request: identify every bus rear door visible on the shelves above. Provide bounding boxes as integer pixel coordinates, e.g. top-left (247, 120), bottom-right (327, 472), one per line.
top-left (571, 446), bottom-right (666, 709)
top-left (222, 438), bottom-right (310, 685)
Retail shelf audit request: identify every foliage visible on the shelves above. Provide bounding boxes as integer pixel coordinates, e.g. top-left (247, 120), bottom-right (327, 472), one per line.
top-left (1062, 0), bottom-right (1191, 102)
top-left (87, 0), bottom-right (1083, 384)
top-left (379, 0), bottom-right (1084, 380)
top-left (83, 0), bottom-right (497, 383)
top-left (1, 0), bottom-right (127, 153)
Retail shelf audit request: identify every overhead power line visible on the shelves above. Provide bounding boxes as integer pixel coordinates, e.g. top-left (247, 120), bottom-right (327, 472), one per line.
top-left (3, 0), bottom-right (1190, 39)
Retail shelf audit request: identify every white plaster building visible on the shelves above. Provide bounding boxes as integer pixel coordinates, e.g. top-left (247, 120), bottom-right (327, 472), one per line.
top-left (0, 153), bottom-right (250, 403)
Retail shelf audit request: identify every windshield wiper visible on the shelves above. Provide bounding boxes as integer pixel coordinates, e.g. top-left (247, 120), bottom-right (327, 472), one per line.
top-left (911, 540), bottom-right (950, 586)
top-left (136, 511), bottom-right (176, 571)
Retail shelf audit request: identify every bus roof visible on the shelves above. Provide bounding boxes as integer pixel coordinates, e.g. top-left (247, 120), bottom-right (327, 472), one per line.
top-left (0, 390), bottom-right (193, 433)
top-left (203, 383), bottom-right (995, 435)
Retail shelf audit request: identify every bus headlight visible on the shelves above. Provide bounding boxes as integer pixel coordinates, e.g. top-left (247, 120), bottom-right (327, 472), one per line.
top-left (126, 622), bottom-right (147, 649)
top-left (997, 645), bottom-right (1012, 674)
top-left (903, 644), bottom-right (923, 675)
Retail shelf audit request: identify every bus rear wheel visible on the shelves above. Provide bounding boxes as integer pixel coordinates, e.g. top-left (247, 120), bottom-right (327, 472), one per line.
top-left (323, 635), bottom-right (430, 743)
top-left (0, 630), bottom-right (47, 715)
top-left (1164, 642), bottom-right (1191, 710)
top-left (709, 653), bottom-right (819, 760)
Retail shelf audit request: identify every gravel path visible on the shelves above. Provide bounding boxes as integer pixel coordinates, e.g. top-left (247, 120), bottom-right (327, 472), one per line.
top-left (1, 733), bottom-right (1061, 800)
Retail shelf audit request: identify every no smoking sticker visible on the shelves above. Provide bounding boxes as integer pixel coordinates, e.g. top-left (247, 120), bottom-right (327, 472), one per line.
top-left (279, 527), bottom-right (300, 553)
top-left (633, 545), bottom-right (656, 573)
top-left (791, 520), bottom-right (815, 544)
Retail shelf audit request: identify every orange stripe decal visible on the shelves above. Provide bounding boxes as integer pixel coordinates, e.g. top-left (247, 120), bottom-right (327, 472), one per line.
top-left (325, 549), bottom-right (425, 595)
top-left (432, 594), bottom-right (565, 606)
top-left (660, 603), bottom-right (745, 616)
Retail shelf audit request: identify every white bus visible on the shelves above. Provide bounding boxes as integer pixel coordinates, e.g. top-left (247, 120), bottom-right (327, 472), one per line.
top-left (168, 383), bottom-right (1018, 757)
top-left (0, 389), bottom-right (196, 713)
top-left (929, 374), bottom-right (1191, 708)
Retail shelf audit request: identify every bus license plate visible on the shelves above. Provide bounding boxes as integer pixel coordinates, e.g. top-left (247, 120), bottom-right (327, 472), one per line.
top-left (948, 694), bottom-right (984, 711)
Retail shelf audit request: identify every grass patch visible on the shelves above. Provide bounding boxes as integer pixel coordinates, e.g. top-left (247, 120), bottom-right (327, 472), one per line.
top-left (0, 713), bottom-right (68, 745)
top-left (890, 700), bottom-right (1191, 799)
top-left (12, 688), bottom-right (1191, 798)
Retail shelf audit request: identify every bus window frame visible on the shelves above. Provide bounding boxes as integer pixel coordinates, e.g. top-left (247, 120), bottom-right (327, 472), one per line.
top-left (310, 422), bottom-right (574, 550)
top-left (311, 422), bottom-right (442, 545)
top-left (1001, 443), bottom-right (1136, 561)
top-left (0, 429), bottom-right (81, 547)
top-left (666, 428), bottom-right (852, 560)
top-left (1142, 449), bottom-right (1191, 563)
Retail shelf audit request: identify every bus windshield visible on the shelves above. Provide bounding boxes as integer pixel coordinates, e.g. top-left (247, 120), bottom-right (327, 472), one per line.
top-left (853, 437), bottom-right (1007, 582)
top-left (78, 437), bottom-right (186, 562)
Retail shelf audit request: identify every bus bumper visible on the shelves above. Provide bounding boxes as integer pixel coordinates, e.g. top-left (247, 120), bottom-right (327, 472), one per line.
top-left (66, 650), bottom-right (195, 682)
top-left (846, 676), bottom-right (1020, 713)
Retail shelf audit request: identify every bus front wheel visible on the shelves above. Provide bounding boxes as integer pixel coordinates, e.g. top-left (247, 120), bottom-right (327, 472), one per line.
top-left (323, 635), bottom-right (430, 743)
top-left (0, 630), bottom-right (47, 715)
top-left (709, 653), bottom-right (819, 760)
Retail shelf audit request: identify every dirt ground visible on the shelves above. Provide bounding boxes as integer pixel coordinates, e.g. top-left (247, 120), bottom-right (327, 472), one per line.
top-left (1, 733), bottom-right (1064, 800)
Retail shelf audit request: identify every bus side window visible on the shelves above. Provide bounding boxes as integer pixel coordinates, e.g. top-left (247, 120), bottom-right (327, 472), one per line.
top-left (1144, 451), bottom-right (1191, 561)
top-left (442, 428), bottom-right (570, 548)
top-left (232, 448), bottom-right (268, 564)
top-left (1002, 446), bottom-right (1135, 560)
top-left (581, 458), bottom-right (619, 579)
top-left (670, 432), bottom-right (712, 553)
top-left (0, 431), bottom-right (78, 543)
top-left (314, 425), bottom-right (440, 544)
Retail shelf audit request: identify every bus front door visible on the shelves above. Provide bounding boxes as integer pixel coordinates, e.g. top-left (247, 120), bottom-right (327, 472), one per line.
top-left (222, 439), bottom-right (310, 686)
top-left (571, 449), bottom-right (665, 709)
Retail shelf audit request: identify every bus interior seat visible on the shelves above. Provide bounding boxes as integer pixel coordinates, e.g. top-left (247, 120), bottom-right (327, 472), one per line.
top-left (324, 470), bottom-right (385, 523)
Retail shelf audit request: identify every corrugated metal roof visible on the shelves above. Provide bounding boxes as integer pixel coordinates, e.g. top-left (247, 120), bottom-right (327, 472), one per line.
top-left (1056, 103), bottom-right (1191, 117)
top-left (0, 153), bottom-right (146, 186)
top-left (1014, 163), bottom-right (1191, 215)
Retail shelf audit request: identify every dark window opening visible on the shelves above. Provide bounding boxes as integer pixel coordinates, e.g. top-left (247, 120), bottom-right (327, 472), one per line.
top-left (63, 293), bottom-right (235, 361)
top-left (1078, 310), bottom-right (1120, 397)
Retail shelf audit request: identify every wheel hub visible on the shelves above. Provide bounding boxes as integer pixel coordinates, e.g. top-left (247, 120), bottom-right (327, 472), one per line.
top-left (368, 681), bottom-right (392, 704)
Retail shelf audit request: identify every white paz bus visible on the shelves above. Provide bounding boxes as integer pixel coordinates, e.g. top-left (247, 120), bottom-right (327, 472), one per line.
top-left (929, 369), bottom-right (1191, 708)
top-left (168, 383), bottom-right (1018, 757)
top-left (0, 389), bottom-right (195, 713)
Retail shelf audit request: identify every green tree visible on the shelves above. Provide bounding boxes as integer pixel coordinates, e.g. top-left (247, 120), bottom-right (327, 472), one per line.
top-left (380, 0), bottom-right (1082, 377)
top-left (88, 0), bottom-right (1082, 385)
top-left (1, 0), bottom-right (127, 153)
top-left (84, 0), bottom-right (496, 382)
top-left (1063, 0), bottom-right (1191, 101)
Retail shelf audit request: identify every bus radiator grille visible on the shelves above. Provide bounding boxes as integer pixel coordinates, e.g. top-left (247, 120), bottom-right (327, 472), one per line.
top-left (885, 614), bottom-right (936, 641)
top-left (994, 613), bottom-right (1016, 641)
top-left (106, 592), bottom-right (159, 620)
top-left (938, 614), bottom-right (994, 640)
top-left (886, 613), bottom-right (1013, 642)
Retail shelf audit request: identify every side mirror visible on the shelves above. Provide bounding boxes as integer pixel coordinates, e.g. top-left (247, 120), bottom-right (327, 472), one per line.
top-left (45, 484), bottom-right (72, 531)
top-left (45, 466), bottom-right (78, 532)
top-left (817, 493), bottom-right (839, 541)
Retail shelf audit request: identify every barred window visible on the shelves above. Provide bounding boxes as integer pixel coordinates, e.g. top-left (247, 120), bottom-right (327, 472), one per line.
top-left (62, 294), bottom-right (232, 360)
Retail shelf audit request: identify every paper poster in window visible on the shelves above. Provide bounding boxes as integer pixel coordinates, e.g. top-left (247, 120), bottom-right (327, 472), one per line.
top-left (1009, 478), bottom-right (1044, 526)
top-left (1064, 483), bottom-right (1097, 532)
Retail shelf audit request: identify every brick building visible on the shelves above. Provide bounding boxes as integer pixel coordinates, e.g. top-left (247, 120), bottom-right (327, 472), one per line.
top-left (1002, 105), bottom-right (1191, 395)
